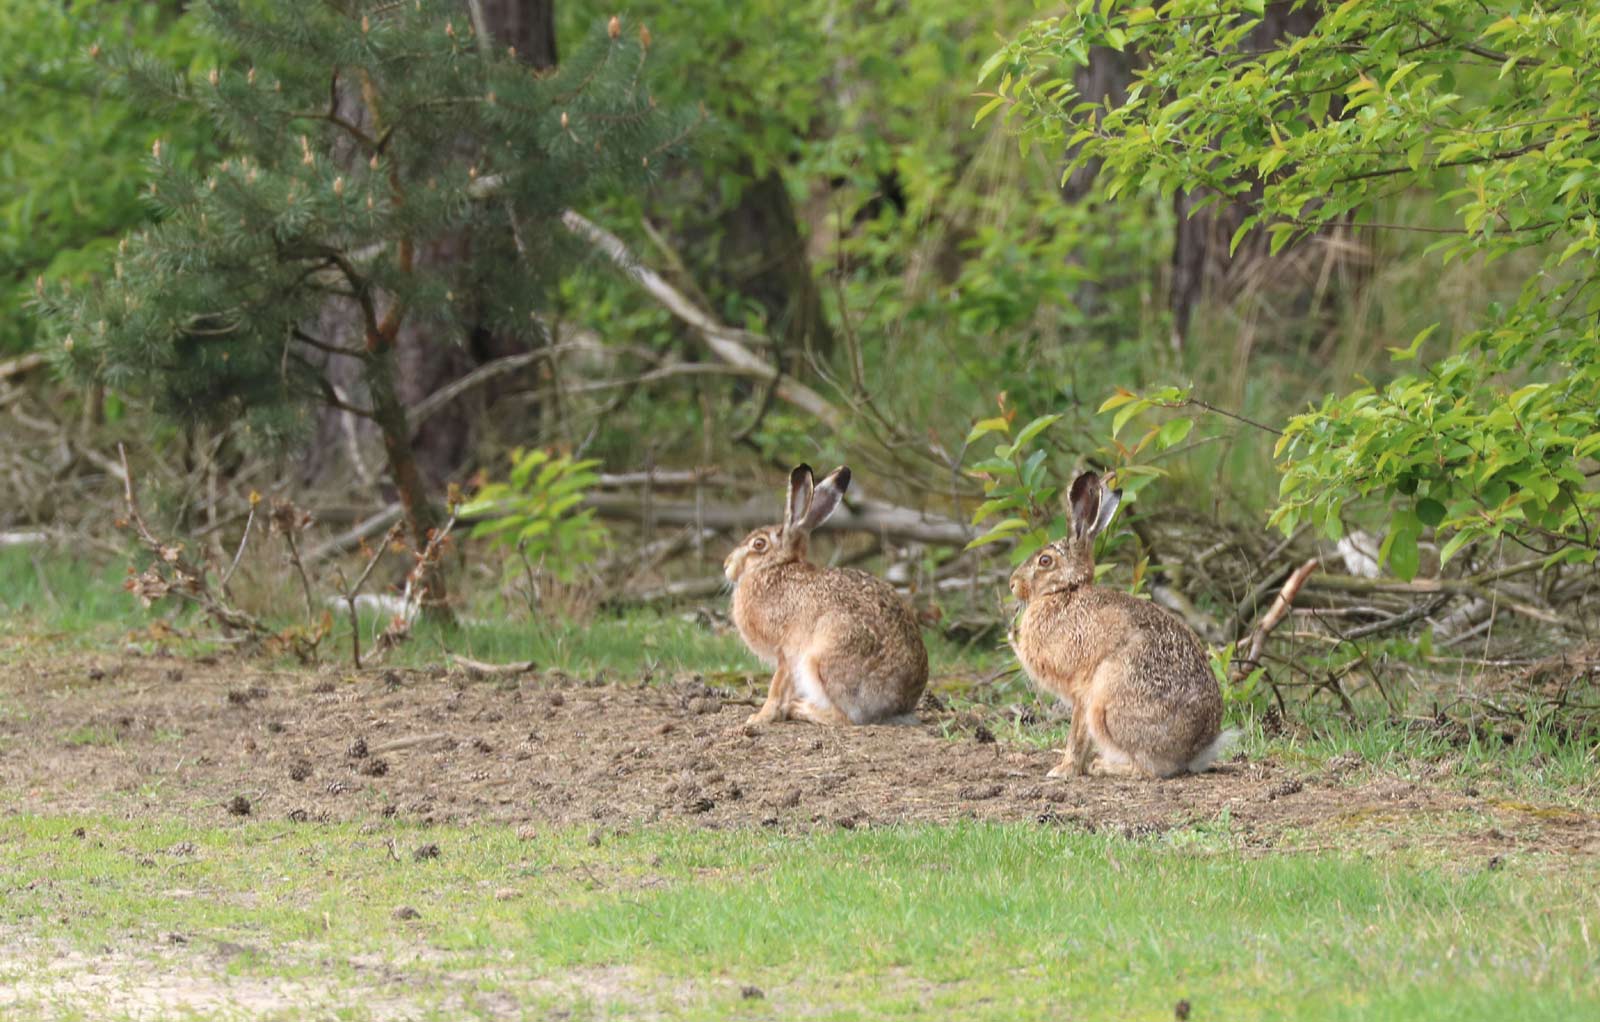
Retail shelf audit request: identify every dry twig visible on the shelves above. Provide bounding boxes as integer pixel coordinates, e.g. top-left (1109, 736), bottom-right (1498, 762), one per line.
top-left (115, 444), bottom-right (270, 639)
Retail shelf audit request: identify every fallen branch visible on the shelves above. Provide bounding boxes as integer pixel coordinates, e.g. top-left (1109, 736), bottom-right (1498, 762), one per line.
top-left (308, 489), bottom-right (972, 565)
top-left (447, 653), bottom-right (537, 676)
top-left (305, 503), bottom-right (404, 564)
top-left (609, 576), bottom-right (728, 606)
top-left (595, 467), bottom-right (727, 488)
top-left (560, 210), bottom-right (847, 431)
top-left (581, 492), bottom-right (971, 546)
top-left (368, 732), bottom-right (452, 755)
top-left (1152, 583), bottom-right (1225, 644)
top-left (1236, 557), bottom-right (1319, 677)
top-left (0, 353), bottom-right (46, 381)
top-left (408, 344), bottom-right (603, 427)
top-left (1305, 572), bottom-right (1575, 631)
top-left (601, 526), bottom-right (719, 590)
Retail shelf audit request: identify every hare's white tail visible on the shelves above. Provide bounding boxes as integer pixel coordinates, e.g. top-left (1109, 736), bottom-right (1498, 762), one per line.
top-left (1187, 728), bottom-right (1242, 773)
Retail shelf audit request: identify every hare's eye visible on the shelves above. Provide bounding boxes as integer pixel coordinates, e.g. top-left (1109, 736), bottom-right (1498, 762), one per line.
top-left (1038, 553), bottom-right (1053, 567)
top-left (752, 537), bottom-right (768, 552)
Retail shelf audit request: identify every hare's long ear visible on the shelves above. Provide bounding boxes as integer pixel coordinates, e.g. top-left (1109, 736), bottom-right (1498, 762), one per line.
top-left (798, 466), bottom-right (851, 532)
top-left (784, 464), bottom-right (815, 533)
top-left (1091, 479), bottom-right (1122, 539)
top-left (1068, 471), bottom-right (1102, 540)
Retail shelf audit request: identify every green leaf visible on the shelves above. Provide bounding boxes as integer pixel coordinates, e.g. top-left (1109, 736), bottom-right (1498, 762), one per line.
top-left (1387, 323), bottom-right (1437, 362)
top-left (1387, 529), bottom-right (1421, 581)
top-left (1111, 399), bottom-right (1150, 438)
top-left (967, 456), bottom-right (1017, 477)
top-left (966, 416), bottom-right (1011, 445)
top-left (964, 516), bottom-right (1030, 550)
top-left (976, 48), bottom-right (1009, 85)
top-left (973, 95), bottom-right (1006, 127)
top-left (1011, 413), bottom-right (1062, 450)
top-left (1438, 530), bottom-right (1474, 566)
top-left (1156, 417), bottom-right (1194, 449)
top-left (1097, 388), bottom-right (1138, 413)
top-left (1415, 498), bottom-right (1446, 527)
top-left (970, 496), bottom-right (1021, 525)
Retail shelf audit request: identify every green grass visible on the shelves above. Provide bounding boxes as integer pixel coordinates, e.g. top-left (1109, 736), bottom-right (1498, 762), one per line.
top-left (0, 547), bottom-right (1010, 681)
top-left (403, 604), bottom-right (759, 677)
top-left (1, 814), bottom-right (1595, 1021)
top-left (60, 723), bottom-right (120, 747)
top-left (0, 546), bottom-right (151, 644)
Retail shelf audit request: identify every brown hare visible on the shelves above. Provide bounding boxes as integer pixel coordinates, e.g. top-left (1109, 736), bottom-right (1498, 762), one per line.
top-left (724, 464), bottom-right (928, 726)
top-left (1009, 470), bottom-right (1235, 778)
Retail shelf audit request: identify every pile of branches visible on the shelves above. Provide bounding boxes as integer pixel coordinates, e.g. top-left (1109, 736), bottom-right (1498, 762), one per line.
top-left (1127, 508), bottom-right (1599, 725)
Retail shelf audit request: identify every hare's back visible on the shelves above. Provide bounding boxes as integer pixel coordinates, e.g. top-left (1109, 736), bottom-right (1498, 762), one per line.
top-left (806, 568), bottom-right (928, 715)
top-left (797, 566), bottom-right (924, 658)
top-left (1102, 591), bottom-right (1214, 694)
top-left (815, 567), bottom-right (919, 623)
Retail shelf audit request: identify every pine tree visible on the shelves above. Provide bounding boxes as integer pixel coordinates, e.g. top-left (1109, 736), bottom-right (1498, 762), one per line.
top-left (35, 0), bottom-right (686, 607)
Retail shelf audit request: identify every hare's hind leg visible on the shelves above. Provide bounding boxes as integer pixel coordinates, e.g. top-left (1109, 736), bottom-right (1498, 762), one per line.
top-left (1094, 696), bottom-right (1185, 778)
top-left (788, 650), bottom-right (854, 726)
top-left (788, 698), bottom-right (852, 726)
top-left (746, 656), bottom-right (794, 726)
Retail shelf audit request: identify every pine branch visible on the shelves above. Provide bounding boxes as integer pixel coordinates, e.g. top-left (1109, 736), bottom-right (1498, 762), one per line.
top-left (291, 327), bottom-right (364, 360)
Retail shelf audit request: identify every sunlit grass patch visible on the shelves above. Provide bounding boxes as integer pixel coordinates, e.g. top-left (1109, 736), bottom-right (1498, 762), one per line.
top-left (1, 815), bottom-right (1596, 1021)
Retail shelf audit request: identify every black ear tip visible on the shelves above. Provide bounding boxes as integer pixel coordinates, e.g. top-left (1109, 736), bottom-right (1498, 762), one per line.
top-left (834, 466), bottom-right (852, 492)
top-left (791, 463), bottom-right (814, 484)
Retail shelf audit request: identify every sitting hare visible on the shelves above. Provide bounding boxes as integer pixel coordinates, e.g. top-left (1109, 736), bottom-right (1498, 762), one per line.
top-left (1009, 470), bottom-right (1234, 778)
top-left (724, 464), bottom-right (928, 726)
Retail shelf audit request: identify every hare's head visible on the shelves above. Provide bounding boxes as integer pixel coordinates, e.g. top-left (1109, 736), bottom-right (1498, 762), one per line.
top-left (724, 464), bottom-right (851, 583)
top-left (1008, 470), bottom-right (1121, 601)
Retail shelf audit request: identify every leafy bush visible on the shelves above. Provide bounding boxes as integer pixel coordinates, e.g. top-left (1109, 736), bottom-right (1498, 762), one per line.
top-left (985, 0), bottom-right (1600, 573)
top-left (964, 407), bottom-right (1066, 560)
top-left (462, 449), bottom-right (608, 583)
top-left (963, 401), bottom-right (1168, 582)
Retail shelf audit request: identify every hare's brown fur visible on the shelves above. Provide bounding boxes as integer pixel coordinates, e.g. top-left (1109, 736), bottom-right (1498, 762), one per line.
top-left (1009, 472), bottom-right (1226, 778)
top-left (724, 466), bottom-right (928, 726)
top-left (1012, 580), bottom-right (1221, 777)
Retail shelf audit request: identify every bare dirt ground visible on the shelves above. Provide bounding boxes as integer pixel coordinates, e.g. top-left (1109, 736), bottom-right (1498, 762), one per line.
top-left (2, 652), bottom-right (1597, 857)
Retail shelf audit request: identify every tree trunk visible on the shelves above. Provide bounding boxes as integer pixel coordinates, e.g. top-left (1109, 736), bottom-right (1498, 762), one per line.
top-left (1061, 46), bottom-right (1140, 204)
top-left (301, 2), bottom-right (562, 614)
top-left (365, 346), bottom-right (446, 553)
top-left (395, 0), bottom-right (559, 483)
top-left (1168, 4), bottom-right (1344, 350)
top-left (1061, 6), bottom-right (1362, 351)
top-left (478, 0), bottom-right (557, 66)
top-left (714, 161), bottom-right (836, 371)
top-left (305, 1), bottom-right (558, 484)
top-left (1058, 45), bottom-right (1143, 324)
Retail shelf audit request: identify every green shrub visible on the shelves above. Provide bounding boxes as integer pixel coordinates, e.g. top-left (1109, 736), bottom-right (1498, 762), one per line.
top-left (462, 449), bottom-right (608, 583)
